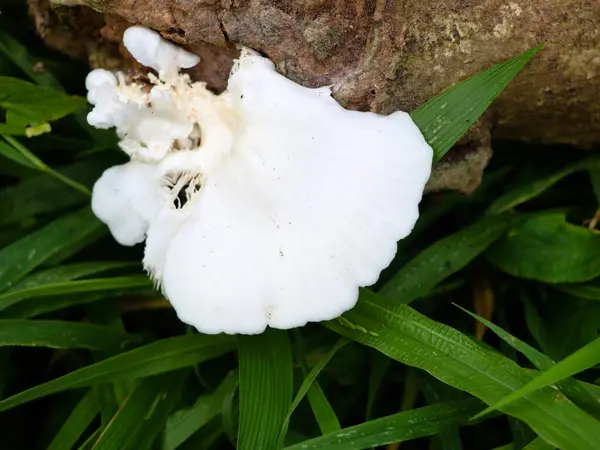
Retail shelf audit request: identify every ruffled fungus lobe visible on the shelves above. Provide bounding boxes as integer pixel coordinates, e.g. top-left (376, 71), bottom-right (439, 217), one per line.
top-left (88, 26), bottom-right (433, 334)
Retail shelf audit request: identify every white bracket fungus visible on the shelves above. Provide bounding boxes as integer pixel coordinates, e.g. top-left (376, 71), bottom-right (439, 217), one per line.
top-left (87, 25), bottom-right (433, 335)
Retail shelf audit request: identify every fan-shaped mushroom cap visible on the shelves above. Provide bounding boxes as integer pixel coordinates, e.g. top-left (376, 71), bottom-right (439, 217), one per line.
top-left (86, 26), bottom-right (433, 334)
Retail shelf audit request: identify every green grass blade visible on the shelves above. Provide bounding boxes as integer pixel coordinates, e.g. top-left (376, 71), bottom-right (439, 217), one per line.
top-left (283, 399), bottom-right (481, 450)
top-left (420, 377), bottom-right (464, 450)
top-left (0, 30), bottom-right (63, 89)
top-left (278, 338), bottom-right (347, 446)
top-left (0, 155), bottom-right (110, 226)
top-left (0, 319), bottom-right (139, 350)
top-left (0, 334), bottom-right (234, 413)
top-left (1, 135), bottom-right (91, 195)
top-left (305, 379), bottom-right (341, 436)
top-left (554, 284), bottom-right (600, 302)
top-left (488, 156), bottom-right (600, 214)
top-left (5, 261), bottom-right (136, 292)
top-left (410, 45), bottom-right (541, 161)
top-left (238, 329), bottom-right (293, 450)
top-left (365, 352), bottom-right (390, 421)
top-left (163, 370), bottom-right (238, 450)
top-left (456, 305), bottom-right (600, 418)
top-left (78, 428), bottom-right (101, 450)
top-left (379, 213), bottom-right (517, 303)
top-left (0, 276), bottom-right (152, 311)
top-left (0, 207), bottom-right (104, 292)
top-left (92, 371), bottom-right (188, 450)
top-left (48, 390), bottom-right (99, 450)
top-left (0, 139), bottom-right (36, 167)
top-left (0, 289), bottom-right (152, 320)
top-left (523, 437), bottom-right (556, 450)
top-left (474, 337), bottom-right (600, 419)
top-left (327, 289), bottom-right (600, 449)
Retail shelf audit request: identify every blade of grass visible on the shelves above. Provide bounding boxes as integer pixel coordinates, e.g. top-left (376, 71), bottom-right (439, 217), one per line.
top-left (523, 437), bottom-right (556, 450)
top-left (410, 45), bottom-right (541, 161)
top-left (0, 288), bottom-right (155, 319)
top-left (487, 156), bottom-right (600, 214)
top-left (283, 399), bottom-right (481, 450)
top-left (92, 371), bottom-right (188, 450)
top-left (0, 30), bottom-right (63, 89)
top-left (473, 337), bottom-right (600, 419)
top-left (0, 333), bottom-right (234, 413)
top-left (420, 376), bottom-right (464, 450)
top-left (554, 284), bottom-right (600, 302)
top-left (0, 276), bottom-right (153, 311)
top-left (5, 261), bottom-right (137, 292)
top-left (238, 329), bottom-right (293, 450)
top-left (0, 138), bottom-right (35, 167)
top-left (163, 370), bottom-right (238, 450)
top-left (379, 213), bottom-right (518, 303)
top-left (48, 390), bottom-right (99, 450)
top-left (278, 338), bottom-right (347, 446)
top-left (0, 207), bottom-right (104, 292)
top-left (305, 377), bottom-right (341, 436)
top-left (0, 319), bottom-right (140, 350)
top-left (0, 154), bottom-right (113, 226)
top-left (456, 305), bottom-right (600, 418)
top-left (327, 289), bottom-right (600, 449)
top-left (365, 351), bottom-right (390, 421)
top-left (1, 135), bottom-right (91, 195)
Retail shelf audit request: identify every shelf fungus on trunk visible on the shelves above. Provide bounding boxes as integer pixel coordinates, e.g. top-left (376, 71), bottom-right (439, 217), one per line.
top-left (87, 25), bottom-right (433, 335)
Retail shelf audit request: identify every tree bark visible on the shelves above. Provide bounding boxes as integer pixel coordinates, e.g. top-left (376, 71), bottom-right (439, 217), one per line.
top-left (30, 0), bottom-right (600, 193)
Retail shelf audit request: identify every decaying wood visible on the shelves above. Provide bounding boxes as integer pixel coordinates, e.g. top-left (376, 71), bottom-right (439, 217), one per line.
top-left (30, 0), bottom-right (600, 193)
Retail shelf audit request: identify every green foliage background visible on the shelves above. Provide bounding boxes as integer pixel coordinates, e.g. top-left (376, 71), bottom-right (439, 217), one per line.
top-left (1, 3), bottom-right (600, 450)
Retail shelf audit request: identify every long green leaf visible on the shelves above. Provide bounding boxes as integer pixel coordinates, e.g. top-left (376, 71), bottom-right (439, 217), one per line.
top-left (48, 390), bottom-right (99, 450)
top-left (0, 30), bottom-right (63, 89)
top-left (0, 276), bottom-right (152, 311)
top-left (0, 333), bottom-right (234, 413)
top-left (420, 376), bottom-right (465, 450)
top-left (327, 289), bottom-right (600, 449)
top-left (1, 135), bottom-right (91, 195)
top-left (278, 338), bottom-right (347, 446)
top-left (379, 213), bottom-right (517, 303)
top-left (410, 45), bottom-right (541, 161)
top-left (0, 155), bottom-right (111, 226)
top-left (163, 370), bottom-right (238, 450)
top-left (365, 352), bottom-right (389, 421)
top-left (5, 261), bottom-right (136, 293)
top-left (0, 289), bottom-right (153, 320)
top-left (283, 399), bottom-right (481, 450)
top-left (555, 284), bottom-right (600, 302)
top-left (306, 380), bottom-right (340, 436)
top-left (456, 305), bottom-right (600, 418)
top-left (238, 329), bottom-right (293, 450)
top-left (0, 139), bottom-right (35, 167)
top-left (92, 371), bottom-right (188, 450)
top-left (0, 319), bottom-right (139, 350)
top-left (474, 337), bottom-right (600, 419)
top-left (0, 208), bottom-right (104, 292)
top-left (488, 156), bottom-right (600, 214)
top-left (524, 437), bottom-right (557, 450)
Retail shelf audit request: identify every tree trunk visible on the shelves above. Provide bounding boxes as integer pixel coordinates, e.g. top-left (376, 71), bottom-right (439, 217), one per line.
top-left (30, 0), bottom-right (600, 193)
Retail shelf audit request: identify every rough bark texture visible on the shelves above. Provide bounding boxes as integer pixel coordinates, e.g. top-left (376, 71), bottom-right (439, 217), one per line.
top-left (31, 0), bottom-right (600, 193)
